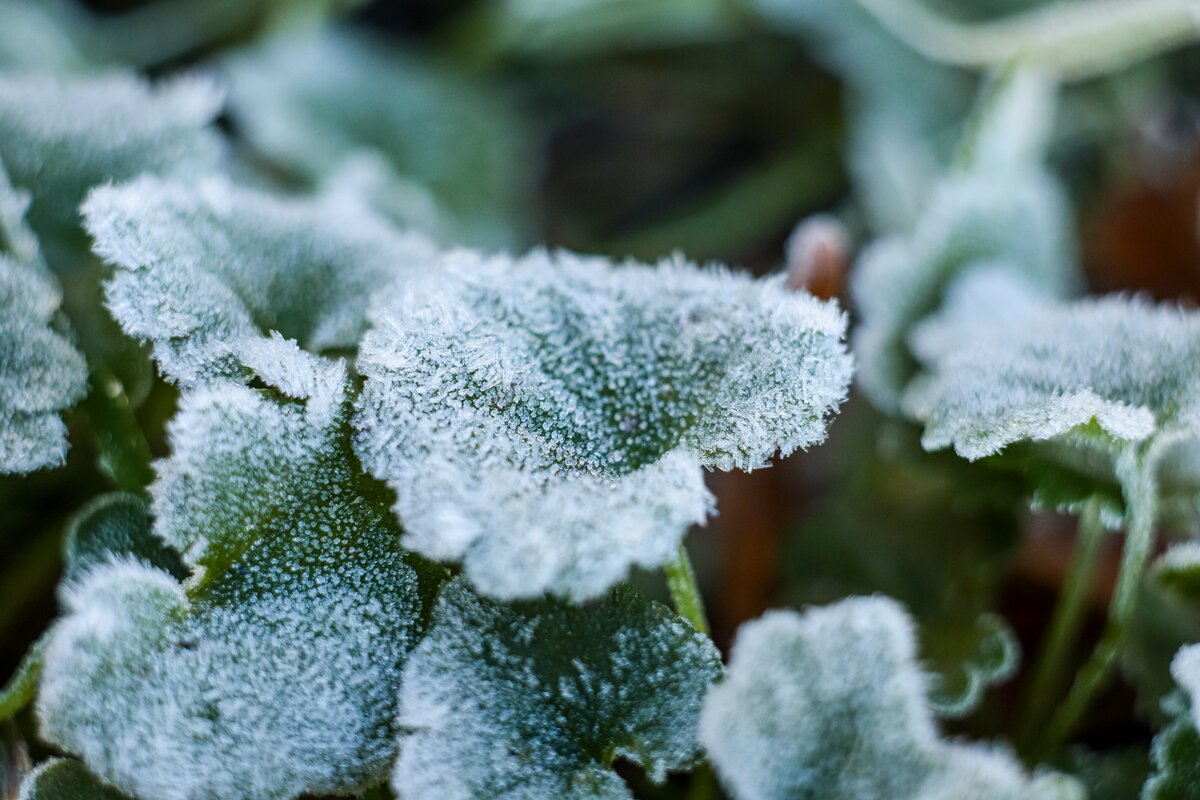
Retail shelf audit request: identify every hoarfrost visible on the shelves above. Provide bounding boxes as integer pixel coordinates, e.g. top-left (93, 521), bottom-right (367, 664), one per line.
top-left (354, 248), bottom-right (852, 600)
top-left (393, 578), bottom-right (723, 800)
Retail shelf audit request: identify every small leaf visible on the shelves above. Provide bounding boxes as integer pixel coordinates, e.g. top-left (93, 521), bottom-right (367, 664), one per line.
top-left (85, 175), bottom-right (437, 386)
top-left (852, 168), bottom-right (1076, 413)
top-left (922, 613), bottom-right (1020, 718)
top-left (37, 346), bottom-right (440, 800)
top-left (1143, 713), bottom-right (1200, 800)
top-left (0, 255), bottom-right (88, 475)
top-left (223, 29), bottom-right (526, 246)
top-left (0, 72), bottom-right (221, 235)
top-left (0, 636), bottom-right (45, 722)
top-left (700, 597), bottom-right (1082, 800)
top-left (17, 759), bottom-right (129, 800)
top-left (1153, 543), bottom-right (1200, 603)
top-left (392, 578), bottom-right (723, 800)
top-left (354, 249), bottom-right (852, 600)
top-left (62, 493), bottom-right (186, 584)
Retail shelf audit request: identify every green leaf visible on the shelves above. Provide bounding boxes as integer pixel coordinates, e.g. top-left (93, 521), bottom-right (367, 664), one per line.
top-left (1143, 713), bottom-right (1200, 800)
top-left (393, 577), bottom-right (722, 800)
top-left (85, 175), bottom-right (436, 387)
top-left (0, 635), bottom-right (45, 722)
top-left (700, 597), bottom-right (1082, 800)
top-left (1153, 543), bottom-right (1200, 603)
top-left (37, 345), bottom-right (441, 800)
top-left (223, 29), bottom-right (526, 246)
top-left (354, 249), bottom-right (852, 600)
top-left (0, 72), bottom-right (221, 237)
top-left (17, 759), bottom-right (130, 800)
top-left (922, 613), bottom-right (1019, 718)
top-left (63, 493), bottom-right (186, 584)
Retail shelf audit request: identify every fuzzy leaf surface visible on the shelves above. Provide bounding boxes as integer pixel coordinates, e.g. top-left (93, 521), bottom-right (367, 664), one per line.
top-left (17, 759), bottom-right (130, 800)
top-left (700, 597), bottom-right (1081, 800)
top-left (85, 175), bottom-right (436, 386)
top-left (355, 248), bottom-right (852, 600)
top-left (393, 578), bottom-right (723, 800)
top-left (37, 347), bottom-right (437, 800)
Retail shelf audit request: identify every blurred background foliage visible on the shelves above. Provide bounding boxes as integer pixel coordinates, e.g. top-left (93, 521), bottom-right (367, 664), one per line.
top-left (3, 0), bottom-right (1200, 796)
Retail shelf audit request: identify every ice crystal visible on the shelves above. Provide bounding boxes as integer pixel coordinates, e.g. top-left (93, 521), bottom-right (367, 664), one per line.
top-left (85, 175), bottom-right (437, 385)
top-left (0, 72), bottom-right (222, 236)
top-left (393, 578), bottom-right (723, 800)
top-left (37, 348), bottom-right (438, 800)
top-left (354, 248), bottom-right (852, 600)
top-left (223, 29), bottom-right (524, 245)
top-left (700, 597), bottom-right (1082, 800)
top-left (852, 168), bottom-right (1075, 412)
top-left (18, 759), bottom-right (129, 800)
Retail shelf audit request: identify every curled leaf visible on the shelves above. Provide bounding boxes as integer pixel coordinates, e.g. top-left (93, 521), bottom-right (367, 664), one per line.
top-left (922, 613), bottom-right (1020, 719)
top-left (37, 347), bottom-right (438, 800)
top-left (85, 175), bottom-right (436, 385)
top-left (700, 597), bottom-right (1081, 800)
top-left (393, 578), bottom-right (723, 800)
top-left (354, 248), bottom-right (852, 600)
top-left (17, 758), bottom-right (129, 800)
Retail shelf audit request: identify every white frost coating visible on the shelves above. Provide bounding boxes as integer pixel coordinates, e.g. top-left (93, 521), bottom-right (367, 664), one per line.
top-left (851, 169), bottom-right (1076, 412)
top-left (700, 598), bottom-right (1082, 800)
top-left (1172, 645), bottom-right (1200, 729)
top-left (0, 72), bottom-right (222, 234)
top-left (0, 255), bottom-right (88, 474)
top-left (355, 248), bottom-right (852, 600)
top-left (904, 290), bottom-right (1200, 463)
top-left (393, 578), bottom-right (723, 800)
top-left (38, 357), bottom-right (429, 800)
top-left (86, 174), bottom-right (438, 385)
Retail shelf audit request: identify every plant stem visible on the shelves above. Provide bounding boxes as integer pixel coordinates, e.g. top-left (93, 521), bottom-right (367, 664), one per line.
top-left (1037, 454), bottom-right (1157, 755)
top-left (666, 543), bottom-right (710, 636)
top-left (1016, 497), bottom-right (1105, 753)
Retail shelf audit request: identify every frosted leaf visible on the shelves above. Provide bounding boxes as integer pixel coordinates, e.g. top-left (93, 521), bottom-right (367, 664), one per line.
top-left (700, 598), bottom-right (1082, 800)
top-left (85, 175), bottom-right (437, 385)
top-left (37, 358), bottom-right (440, 800)
top-left (0, 154), bottom-right (39, 266)
top-left (0, 255), bottom-right (88, 474)
top-left (222, 29), bottom-right (524, 246)
top-left (355, 248), bottom-right (852, 600)
top-left (904, 288), bottom-right (1200, 472)
top-left (62, 493), bottom-right (186, 585)
top-left (851, 168), bottom-right (1076, 412)
top-left (1143, 714), bottom-right (1200, 800)
top-left (393, 578), bottom-right (723, 800)
top-left (922, 614), bottom-right (1019, 719)
top-left (1153, 542), bottom-right (1200, 602)
top-left (0, 72), bottom-right (222, 236)
top-left (18, 759), bottom-right (129, 800)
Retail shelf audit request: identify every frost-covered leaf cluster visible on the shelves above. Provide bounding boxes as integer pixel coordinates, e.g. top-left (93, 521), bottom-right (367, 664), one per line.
top-left (355, 248), bottom-right (852, 599)
top-left (394, 577), bottom-right (722, 800)
top-left (37, 349), bottom-right (438, 800)
top-left (85, 175), bottom-right (436, 385)
top-left (700, 597), bottom-right (1081, 800)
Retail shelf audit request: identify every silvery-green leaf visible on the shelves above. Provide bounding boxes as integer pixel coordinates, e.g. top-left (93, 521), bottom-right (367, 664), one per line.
top-left (0, 72), bottom-right (222, 237)
top-left (1143, 713), bottom-right (1200, 800)
top-left (85, 175), bottom-right (437, 386)
top-left (1153, 543), bottom-right (1200, 603)
top-left (922, 613), bottom-right (1019, 719)
top-left (700, 597), bottom-right (1082, 800)
top-left (852, 168), bottom-right (1076, 413)
top-left (0, 255), bottom-right (88, 474)
top-left (37, 346), bottom-right (440, 800)
top-left (354, 248), bottom-right (852, 600)
top-left (17, 758), bottom-right (129, 800)
top-left (62, 493), bottom-right (186, 585)
top-left (222, 29), bottom-right (525, 246)
top-left (904, 280), bottom-right (1200, 484)
top-left (393, 577), bottom-right (722, 800)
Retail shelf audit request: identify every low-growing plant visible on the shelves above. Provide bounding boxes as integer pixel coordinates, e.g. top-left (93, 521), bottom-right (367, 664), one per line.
top-left (4, 2), bottom-right (1200, 799)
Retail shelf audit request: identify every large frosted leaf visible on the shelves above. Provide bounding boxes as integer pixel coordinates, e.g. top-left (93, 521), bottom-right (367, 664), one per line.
top-left (85, 175), bottom-right (437, 385)
top-left (223, 29), bottom-right (525, 246)
top-left (700, 597), bottom-right (1081, 800)
top-left (0, 255), bottom-right (88, 474)
top-left (851, 168), bottom-right (1075, 412)
top-left (0, 72), bottom-right (222, 236)
top-left (355, 248), bottom-right (852, 600)
top-left (1143, 648), bottom-right (1200, 799)
top-left (905, 273), bottom-right (1200, 490)
top-left (18, 759), bottom-right (129, 800)
top-left (37, 346), bottom-right (440, 800)
top-left (393, 577), bottom-right (723, 800)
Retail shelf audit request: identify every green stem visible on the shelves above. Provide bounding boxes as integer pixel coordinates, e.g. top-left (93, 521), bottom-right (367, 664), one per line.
top-left (666, 544), bottom-right (710, 636)
top-left (1016, 497), bottom-right (1106, 752)
top-left (1037, 453), bottom-right (1157, 755)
